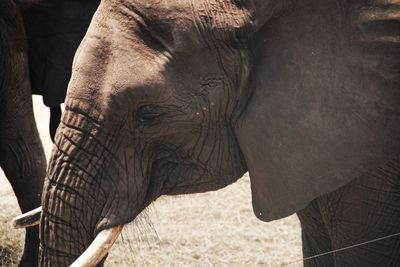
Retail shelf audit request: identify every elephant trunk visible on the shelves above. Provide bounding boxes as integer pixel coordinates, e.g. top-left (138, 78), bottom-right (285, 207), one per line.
top-left (39, 99), bottom-right (149, 266)
top-left (39, 158), bottom-right (105, 266)
top-left (39, 105), bottom-right (112, 266)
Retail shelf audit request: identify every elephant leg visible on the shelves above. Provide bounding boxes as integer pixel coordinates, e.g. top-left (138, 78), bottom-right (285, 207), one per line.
top-left (0, 103), bottom-right (46, 266)
top-left (297, 201), bottom-right (334, 267)
top-left (0, 98), bottom-right (46, 267)
top-left (0, 1), bottom-right (46, 265)
top-left (316, 156), bottom-right (400, 267)
top-left (0, 81), bottom-right (46, 267)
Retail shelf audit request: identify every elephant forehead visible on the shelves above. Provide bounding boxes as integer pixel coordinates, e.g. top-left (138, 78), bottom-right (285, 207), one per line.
top-left (105, 0), bottom-right (254, 50)
top-left (69, 21), bottom-right (171, 98)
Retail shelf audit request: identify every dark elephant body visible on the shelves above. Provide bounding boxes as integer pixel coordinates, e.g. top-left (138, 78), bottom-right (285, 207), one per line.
top-left (18, 0), bottom-right (99, 107)
top-left (298, 157), bottom-right (400, 266)
top-left (0, 1), bottom-right (46, 266)
top-left (38, 0), bottom-right (400, 266)
top-left (1, 1), bottom-right (99, 265)
top-left (15, 0), bottom-right (99, 141)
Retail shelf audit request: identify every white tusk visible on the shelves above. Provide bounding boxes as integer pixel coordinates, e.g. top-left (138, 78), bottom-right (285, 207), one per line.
top-left (69, 225), bottom-right (123, 267)
top-left (12, 206), bottom-right (42, 228)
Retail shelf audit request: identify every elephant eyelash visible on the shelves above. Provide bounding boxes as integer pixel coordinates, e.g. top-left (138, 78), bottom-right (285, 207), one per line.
top-left (136, 104), bottom-right (162, 123)
top-left (200, 76), bottom-right (224, 87)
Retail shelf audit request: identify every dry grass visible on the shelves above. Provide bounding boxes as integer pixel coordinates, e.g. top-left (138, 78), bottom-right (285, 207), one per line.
top-left (107, 176), bottom-right (302, 266)
top-left (0, 96), bottom-right (303, 266)
top-left (0, 224), bottom-right (22, 266)
top-left (0, 172), bottom-right (24, 267)
top-left (0, 217), bottom-right (23, 267)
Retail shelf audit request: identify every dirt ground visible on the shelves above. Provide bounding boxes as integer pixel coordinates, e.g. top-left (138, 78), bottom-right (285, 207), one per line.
top-left (0, 96), bottom-right (303, 266)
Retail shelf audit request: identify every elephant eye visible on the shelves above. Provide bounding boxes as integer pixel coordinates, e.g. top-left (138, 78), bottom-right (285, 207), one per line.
top-left (136, 104), bottom-right (162, 123)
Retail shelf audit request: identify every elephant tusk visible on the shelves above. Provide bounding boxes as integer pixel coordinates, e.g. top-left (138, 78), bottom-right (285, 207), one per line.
top-left (69, 225), bottom-right (123, 267)
top-left (12, 206), bottom-right (42, 228)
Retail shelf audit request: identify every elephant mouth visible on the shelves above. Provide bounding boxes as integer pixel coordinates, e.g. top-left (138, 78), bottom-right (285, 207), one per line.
top-left (13, 208), bottom-right (124, 266)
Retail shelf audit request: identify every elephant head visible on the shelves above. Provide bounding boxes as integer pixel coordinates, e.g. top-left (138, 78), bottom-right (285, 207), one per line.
top-left (39, 0), bottom-right (400, 265)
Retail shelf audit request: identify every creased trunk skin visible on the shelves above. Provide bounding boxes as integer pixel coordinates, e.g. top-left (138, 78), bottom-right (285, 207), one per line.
top-left (39, 104), bottom-right (111, 267)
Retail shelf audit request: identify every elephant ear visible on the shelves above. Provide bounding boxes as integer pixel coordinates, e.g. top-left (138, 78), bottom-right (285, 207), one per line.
top-left (18, 0), bottom-right (99, 107)
top-left (234, 1), bottom-right (400, 221)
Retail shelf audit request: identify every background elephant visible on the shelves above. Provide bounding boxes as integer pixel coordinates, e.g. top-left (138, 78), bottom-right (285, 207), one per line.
top-left (0, 1), bottom-right (46, 265)
top-left (38, 0), bottom-right (400, 266)
top-left (1, 1), bottom-right (98, 265)
top-left (17, 0), bottom-right (100, 141)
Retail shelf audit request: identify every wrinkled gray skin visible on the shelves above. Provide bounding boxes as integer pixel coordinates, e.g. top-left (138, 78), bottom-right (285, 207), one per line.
top-left (40, 0), bottom-right (400, 266)
top-left (0, 1), bottom-right (46, 266)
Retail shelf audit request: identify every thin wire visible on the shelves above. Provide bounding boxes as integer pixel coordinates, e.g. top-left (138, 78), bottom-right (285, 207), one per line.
top-left (279, 231), bottom-right (400, 267)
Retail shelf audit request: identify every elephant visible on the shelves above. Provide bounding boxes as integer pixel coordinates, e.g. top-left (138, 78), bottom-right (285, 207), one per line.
top-left (17, 0), bottom-right (100, 141)
top-left (1, 1), bottom-right (99, 265)
top-left (32, 0), bottom-right (400, 266)
top-left (0, 1), bottom-right (46, 265)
